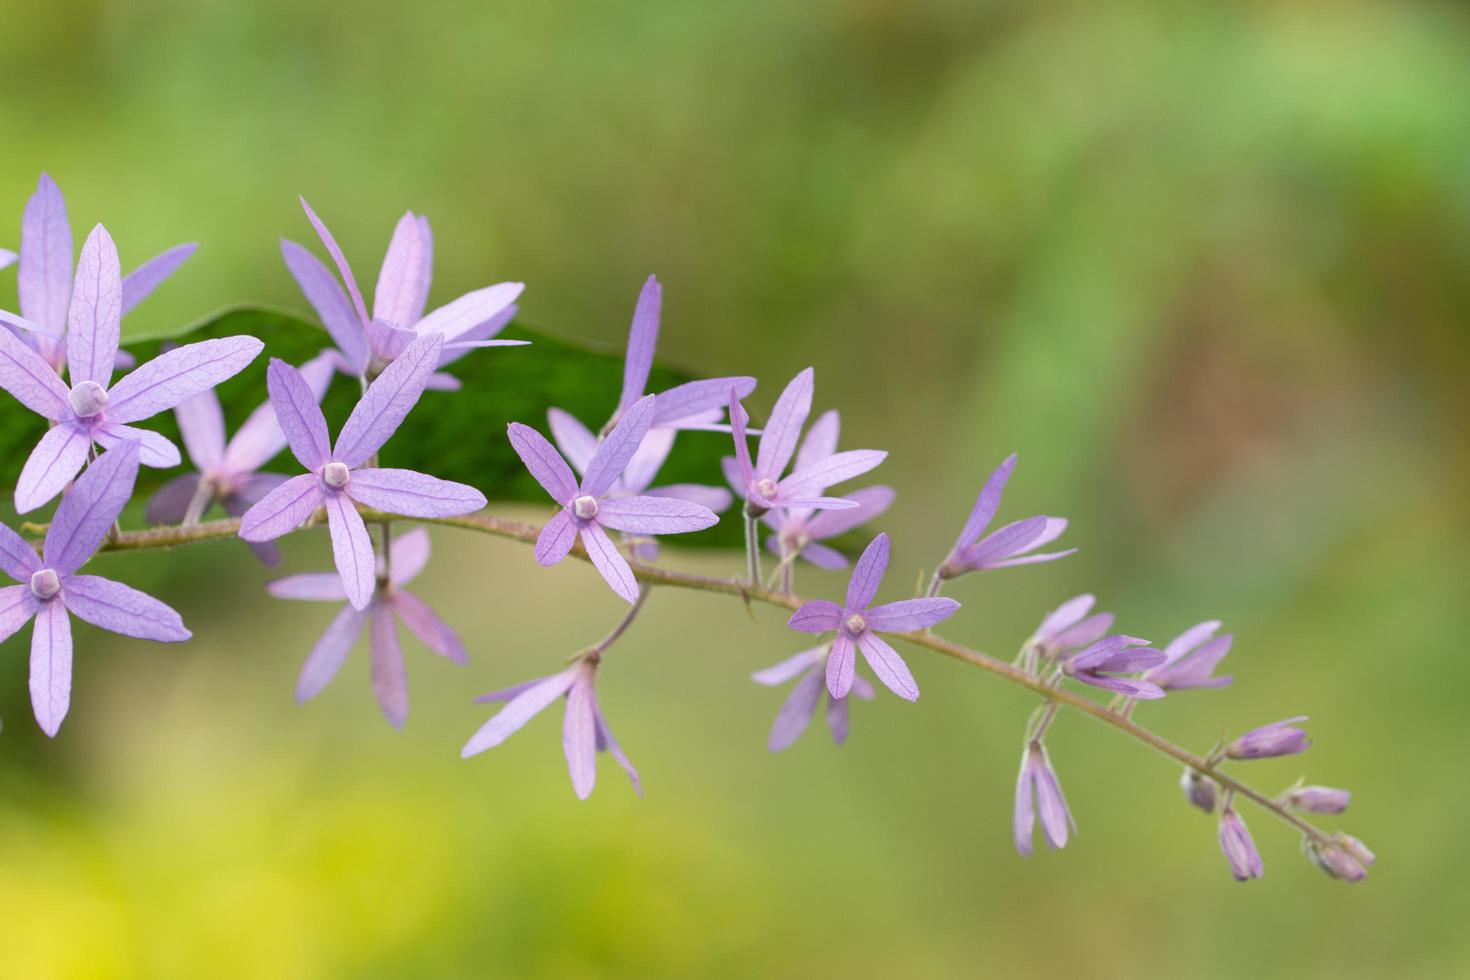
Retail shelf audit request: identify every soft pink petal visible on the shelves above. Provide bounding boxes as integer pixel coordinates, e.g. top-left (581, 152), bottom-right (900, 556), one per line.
top-left (564, 670), bottom-right (598, 799)
top-left (591, 696), bottom-right (641, 796)
top-left (268, 572), bottom-right (349, 602)
top-left (1163, 620), bottom-right (1223, 666)
top-left (415, 283), bottom-right (524, 342)
top-left (780, 450), bottom-right (887, 501)
top-left (388, 527), bottom-right (432, 585)
top-left (644, 483), bottom-right (733, 513)
top-left (18, 173), bottom-right (73, 332)
top-left (546, 407), bottom-right (598, 475)
top-left (298, 197), bottom-right (370, 327)
top-left (618, 275), bottom-right (661, 412)
top-left (752, 646), bottom-right (825, 686)
top-left (223, 351), bottom-right (336, 475)
top-left (373, 211), bottom-right (433, 328)
top-left (794, 410), bottom-right (839, 471)
top-left (802, 486), bottom-right (896, 540)
top-left (728, 391), bottom-right (754, 490)
top-left (621, 426), bottom-right (675, 494)
top-left (174, 388), bottom-right (226, 470)
top-left (798, 541), bottom-right (849, 570)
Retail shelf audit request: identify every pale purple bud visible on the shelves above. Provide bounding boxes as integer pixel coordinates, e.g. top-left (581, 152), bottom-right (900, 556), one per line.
top-left (1284, 784), bottom-right (1350, 814)
top-left (572, 494), bottom-right (600, 520)
top-left (1014, 740), bottom-right (1074, 856)
top-left (1218, 806), bottom-right (1264, 881)
top-left (1302, 836), bottom-right (1368, 883)
top-left (68, 380), bottom-right (109, 418)
top-left (1225, 716), bottom-right (1311, 760)
top-left (1180, 767), bottom-right (1216, 814)
top-left (322, 461), bottom-right (351, 489)
top-left (30, 567), bottom-right (61, 600)
top-left (1339, 833), bottom-right (1375, 867)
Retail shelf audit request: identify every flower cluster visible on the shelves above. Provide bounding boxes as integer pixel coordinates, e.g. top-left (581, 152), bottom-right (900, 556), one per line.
top-left (0, 173), bottom-right (1370, 886)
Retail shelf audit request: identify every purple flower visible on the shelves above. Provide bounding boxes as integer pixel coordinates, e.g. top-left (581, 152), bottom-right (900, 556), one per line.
top-left (752, 645), bottom-right (876, 751)
top-left (1225, 716), bottom-right (1311, 760)
top-left (787, 533), bottom-right (959, 701)
top-left (509, 394), bottom-right (720, 603)
top-left (1180, 767), bottom-right (1218, 814)
top-left (1024, 594), bottom-right (1114, 665)
top-left (1014, 740), bottom-right (1074, 856)
top-left (1218, 805), bottom-right (1264, 881)
top-left (1284, 784), bottom-right (1351, 815)
top-left (0, 225), bottom-right (261, 513)
top-left (728, 369), bottom-right (887, 514)
top-left (0, 443), bottom-right (189, 736)
top-left (1, 173), bottom-right (197, 373)
top-left (147, 351), bottom-right (337, 564)
top-left (939, 454), bottom-right (1074, 579)
top-left (283, 198), bottom-right (527, 386)
top-left (238, 335), bottom-right (486, 610)
top-left (269, 528), bottom-right (464, 728)
top-left (1062, 635), bottom-right (1166, 699)
top-left (1146, 620), bottom-right (1233, 691)
top-left (462, 658), bottom-right (640, 800)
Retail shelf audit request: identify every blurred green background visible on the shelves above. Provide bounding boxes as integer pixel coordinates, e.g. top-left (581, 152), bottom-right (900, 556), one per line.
top-left (2, 0), bottom-right (1468, 976)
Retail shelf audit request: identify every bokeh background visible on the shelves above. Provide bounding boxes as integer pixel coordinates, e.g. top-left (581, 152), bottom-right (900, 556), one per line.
top-left (2, 1), bottom-right (1468, 977)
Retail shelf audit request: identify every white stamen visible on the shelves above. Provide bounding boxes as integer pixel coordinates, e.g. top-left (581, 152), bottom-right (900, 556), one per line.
top-left (30, 568), bottom-right (60, 600)
top-left (68, 380), bottom-right (109, 419)
top-left (844, 613), bottom-right (868, 635)
top-left (572, 495), bottom-right (600, 520)
top-left (755, 477), bottom-right (779, 499)
top-left (322, 461), bottom-right (351, 489)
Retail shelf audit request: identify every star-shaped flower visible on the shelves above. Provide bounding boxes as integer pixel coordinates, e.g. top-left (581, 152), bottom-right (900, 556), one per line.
top-left (728, 369), bottom-right (887, 514)
top-left (509, 394), bottom-right (720, 603)
top-left (1061, 635), bottom-right (1166, 699)
top-left (1, 173), bottom-right (197, 373)
top-left (787, 533), bottom-right (959, 701)
top-left (282, 198), bottom-right (527, 386)
top-left (268, 528), bottom-right (465, 728)
top-left (0, 443), bottom-right (189, 736)
top-left (462, 657), bottom-right (640, 800)
top-left (752, 645), bottom-right (875, 751)
top-left (0, 224), bottom-right (262, 512)
top-left (1144, 620), bottom-right (1233, 692)
top-left (238, 334), bottom-right (486, 610)
top-left (939, 454), bottom-right (1074, 580)
top-left (147, 351), bottom-right (336, 565)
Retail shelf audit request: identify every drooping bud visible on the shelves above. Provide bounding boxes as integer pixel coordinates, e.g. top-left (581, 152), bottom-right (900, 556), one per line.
top-left (1180, 767), bottom-right (1217, 814)
top-left (1218, 806), bottom-right (1263, 881)
top-left (322, 461), bottom-right (351, 489)
top-left (1338, 833), bottom-right (1375, 868)
top-left (68, 380), bottom-right (109, 419)
top-left (1284, 784), bottom-right (1350, 814)
top-left (572, 495), bottom-right (600, 520)
top-left (1225, 716), bottom-right (1311, 760)
top-left (1302, 835), bottom-right (1368, 883)
top-left (30, 568), bottom-right (61, 600)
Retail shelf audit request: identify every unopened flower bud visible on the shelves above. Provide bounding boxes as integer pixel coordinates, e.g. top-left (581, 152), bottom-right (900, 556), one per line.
top-left (1302, 836), bottom-right (1367, 883)
top-left (1218, 806), bottom-right (1263, 881)
top-left (1284, 784), bottom-right (1350, 814)
top-left (1225, 716), bottom-right (1311, 760)
top-left (1180, 767), bottom-right (1216, 814)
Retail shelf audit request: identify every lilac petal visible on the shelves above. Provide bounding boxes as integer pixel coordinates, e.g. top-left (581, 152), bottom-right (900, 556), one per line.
top-left (564, 670), bottom-right (599, 799)
top-left (29, 600), bottom-right (72, 737)
top-left (415, 283), bottom-right (524, 343)
top-left (1013, 753), bottom-right (1037, 857)
top-left (0, 326), bottom-right (70, 417)
top-left (851, 675), bottom-right (876, 700)
top-left (473, 677), bottom-right (545, 704)
top-left (621, 427), bottom-right (676, 495)
top-left (651, 376), bottom-right (757, 427)
top-left (803, 486), bottom-right (895, 540)
top-left (60, 574), bottom-right (190, 641)
top-left (799, 541), bottom-right (849, 570)
top-left (1052, 613), bottom-right (1114, 652)
top-left (0, 309), bottom-right (61, 338)
top-left (825, 692), bottom-right (851, 745)
top-left (769, 668), bottom-right (823, 752)
top-left (965, 516), bottom-right (1050, 566)
top-left (334, 334), bottom-right (443, 467)
top-left (1158, 635), bottom-right (1234, 690)
top-left (1097, 646), bottom-right (1166, 674)
top-left (0, 585), bottom-right (38, 643)
top-left (756, 367), bottom-right (814, 479)
top-left (18, 173), bottom-right (72, 331)
top-left (985, 549), bottom-right (1078, 570)
top-left (952, 453), bottom-right (1016, 555)
top-left (846, 533), bottom-right (890, 612)
top-left (388, 527), bottom-right (431, 585)
top-left (1078, 674), bottom-right (1166, 700)
top-left (752, 647), bottom-right (824, 686)
top-left (393, 590), bottom-right (466, 662)
top-left (220, 491), bottom-right (284, 566)
top-left (728, 391), bottom-right (754, 490)
top-left (855, 632), bottom-right (918, 701)
top-left (145, 473), bottom-right (200, 527)
top-left (424, 372), bottom-right (461, 392)
top-left (1219, 809), bottom-right (1264, 881)
top-left (825, 631), bottom-right (856, 699)
top-left (239, 473), bottom-right (322, 542)
top-left (788, 600), bottom-right (844, 634)
top-left (461, 669), bottom-right (578, 756)
top-left (374, 211), bottom-right (433, 328)
top-left (583, 394), bottom-right (656, 498)
top-left (44, 442), bottom-right (139, 575)
top-left (864, 597), bottom-right (960, 633)
top-left (174, 388), bottom-right (226, 470)
top-left (591, 699), bottom-right (642, 796)
top-left (619, 275), bottom-right (660, 413)
top-left (226, 352), bottom-right (336, 474)
top-left (299, 197), bottom-right (370, 327)
top-left (794, 409), bottom-right (839, 472)
top-left (365, 318), bottom-right (416, 364)
top-left (509, 423), bottom-right (579, 504)
top-left (120, 243), bottom-right (198, 318)
top-left (776, 495), bottom-right (858, 511)
top-left (370, 602), bottom-right (409, 728)
top-left (296, 603), bottom-right (366, 702)
top-left (106, 336), bottom-right (264, 424)
top-left (0, 523), bottom-right (42, 582)
top-left (436, 304), bottom-right (518, 366)
top-left (325, 493), bottom-right (374, 611)
top-left (15, 422), bottom-right (91, 514)
top-left (92, 423), bottom-right (182, 468)
top-left (281, 238), bottom-right (368, 371)
top-left (547, 408), bottom-right (598, 475)
top-left (268, 572), bottom-right (349, 602)
top-left (645, 483), bottom-right (733, 513)
top-left (535, 511), bottom-right (578, 566)
top-left (1034, 754), bottom-right (1074, 849)
top-left (720, 455), bottom-right (744, 497)
top-left (232, 473), bottom-right (288, 507)
top-left (346, 468), bottom-right (486, 517)
top-left (780, 450), bottom-right (888, 501)
top-left (1035, 594), bottom-right (1095, 641)
top-left (581, 523), bottom-right (639, 603)
top-left (1163, 620), bottom-right (1223, 666)
top-left (595, 495), bottom-right (717, 535)
top-left (66, 224), bottom-right (123, 387)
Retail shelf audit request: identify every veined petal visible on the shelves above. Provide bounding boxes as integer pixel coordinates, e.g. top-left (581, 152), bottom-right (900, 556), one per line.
top-left (803, 486), bottom-right (895, 540)
top-left (106, 336), bottom-right (264, 424)
top-left (269, 572), bottom-right (349, 602)
top-left (66, 224), bottom-right (123, 387)
top-left (369, 602), bottom-right (409, 728)
top-left (591, 696), bottom-right (641, 796)
top-left (18, 173), bottom-right (72, 331)
top-left (728, 391), bottom-right (754, 490)
top-left (296, 603), bottom-right (366, 702)
top-left (15, 422), bottom-right (91, 514)
top-left (752, 646), bottom-right (825, 686)
top-left (374, 211), bottom-right (433, 328)
top-left (298, 197), bottom-right (370, 327)
top-left (621, 426), bottom-right (676, 495)
top-left (583, 395), bottom-right (655, 498)
top-left (29, 600), bottom-right (72, 737)
top-left (595, 495), bottom-right (717, 535)
top-left (333, 334), bottom-right (443, 467)
top-left (768, 668), bottom-right (823, 752)
top-left (509, 423), bottom-right (579, 504)
top-left (643, 483), bottom-right (733, 513)
top-left (787, 599), bottom-right (843, 634)
top-left (581, 523), bottom-right (639, 603)
top-left (92, 423), bottom-right (182, 468)
top-left (0, 523), bottom-right (43, 582)
top-left (388, 527), bottom-right (431, 585)
top-left (618, 275), bottom-right (660, 413)
top-left (415, 282), bottom-right (524, 343)
top-left (779, 449), bottom-right (887, 501)
top-left (174, 388), bottom-right (226, 470)
top-left (825, 630), bottom-right (856, 699)
top-left (281, 238), bottom-right (368, 370)
top-left (650, 376), bottom-right (757, 427)
top-left (346, 468), bottom-right (485, 518)
top-left (120, 242), bottom-right (198, 318)
top-left (238, 473), bottom-right (322, 542)
top-left (855, 632), bottom-right (918, 701)
top-left (864, 597), bottom-right (960, 633)
top-left (756, 367), bottom-right (813, 479)
top-left (564, 669), bottom-right (598, 799)
top-left (325, 493), bottom-right (374, 611)
top-left (797, 541), bottom-right (848, 570)
top-left (0, 585), bottom-right (38, 644)
top-left (60, 574), bottom-right (190, 642)
top-left (794, 409), bottom-right (839, 472)
top-left (43, 442), bottom-right (139, 575)
top-left (1163, 620), bottom-right (1223, 666)
top-left (461, 669), bottom-right (578, 757)
top-left (845, 533), bottom-right (890, 612)
top-left (225, 351), bottom-right (335, 474)
top-left (951, 453), bottom-right (1016, 555)
top-left (535, 511), bottom-right (578, 565)
top-left (546, 408), bottom-right (598, 476)
top-left (0, 326), bottom-right (70, 417)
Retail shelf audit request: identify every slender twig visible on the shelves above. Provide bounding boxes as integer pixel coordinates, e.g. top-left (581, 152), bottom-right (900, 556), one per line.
top-left (64, 508), bottom-right (1331, 844)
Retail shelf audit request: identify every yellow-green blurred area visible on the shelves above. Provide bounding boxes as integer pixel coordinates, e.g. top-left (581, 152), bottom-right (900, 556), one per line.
top-left (2, 0), bottom-right (1468, 976)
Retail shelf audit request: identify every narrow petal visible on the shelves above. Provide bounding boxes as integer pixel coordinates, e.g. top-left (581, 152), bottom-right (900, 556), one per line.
top-left (508, 422), bottom-right (579, 504)
top-left (864, 597), bottom-right (960, 633)
top-left (649, 376), bottom-right (758, 427)
top-left (825, 630), bottom-right (856, 698)
top-left (768, 669), bottom-right (823, 752)
top-left (224, 351), bottom-right (336, 474)
top-left (298, 197), bottom-right (370, 326)
top-left (0, 586), bottom-right (38, 644)
top-left (825, 692), bottom-right (851, 745)
top-left (461, 669), bottom-right (578, 757)
top-left (238, 474), bottom-right (322, 542)
top-left (856, 632), bottom-right (918, 701)
top-left (787, 599), bottom-right (844, 634)
top-left (388, 527), bottom-right (431, 585)
top-left (18, 173), bottom-right (73, 331)
top-left (15, 422), bottom-right (91, 514)
top-left (296, 603), bottom-right (366, 702)
top-left (436, 304), bottom-right (518, 366)
top-left (643, 483), bottom-right (733, 513)
top-left (393, 590), bottom-right (467, 662)
top-left (60, 574), bottom-right (190, 641)
top-left (1034, 753), bottom-right (1073, 849)
top-left (346, 467), bottom-right (485, 517)
top-left (845, 533), bottom-right (890, 612)
top-left (414, 283), bottom-right (523, 343)
top-left (729, 391), bottom-right (754, 490)
top-left (373, 211), bottom-right (433, 327)
top-left (773, 495), bottom-right (858, 511)
top-left (44, 442), bottom-right (139, 575)
top-left (281, 238), bottom-right (368, 370)
top-left (794, 410), bottom-right (840, 472)
top-left (582, 394), bottom-right (655, 498)
top-left (798, 541), bottom-right (848, 570)
top-left (106, 336), bottom-right (265, 424)
top-left (333, 334), bottom-right (443, 467)
top-left (595, 495), bottom-right (718, 535)
top-left (120, 243), bottom-right (198, 317)
top-left (369, 602), bottom-right (409, 728)
top-left (66, 224), bottom-right (123, 387)
top-left (29, 600), bottom-right (72, 737)
top-left (620, 427), bottom-right (675, 495)
top-left (564, 670), bottom-right (598, 799)
top-left (756, 367), bottom-right (814, 479)
top-left (984, 549), bottom-right (1077, 569)
top-left (803, 485), bottom-right (895, 540)
top-left (752, 647), bottom-right (825, 686)
top-left (1163, 620), bottom-right (1223, 666)
top-left (325, 493), bottom-right (374, 610)
top-left (0, 524), bottom-right (42, 582)
top-left (951, 453), bottom-right (1016, 555)
top-left (964, 516), bottom-right (1049, 566)
top-left (268, 572), bottom-right (349, 602)
top-left (535, 511), bottom-right (578, 566)
top-left (91, 423), bottom-right (182, 468)
top-left (591, 698), bottom-right (642, 796)
top-left (0, 326), bottom-right (70, 417)
top-left (780, 450), bottom-right (888, 501)
top-left (581, 523), bottom-right (639, 603)
top-left (1014, 752), bottom-right (1036, 857)
top-left (618, 275), bottom-right (660, 413)
top-left (174, 388), bottom-right (226, 470)
top-left (1035, 594), bottom-right (1095, 642)
top-left (546, 407), bottom-right (598, 475)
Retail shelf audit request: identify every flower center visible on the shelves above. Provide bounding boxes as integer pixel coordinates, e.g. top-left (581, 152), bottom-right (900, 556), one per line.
top-left (844, 613), bottom-right (868, 635)
top-left (30, 568), bottom-right (60, 600)
top-left (322, 461), bottom-right (351, 489)
top-left (572, 495), bottom-right (600, 520)
top-left (755, 477), bottom-right (779, 499)
top-left (68, 380), bottom-right (109, 419)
